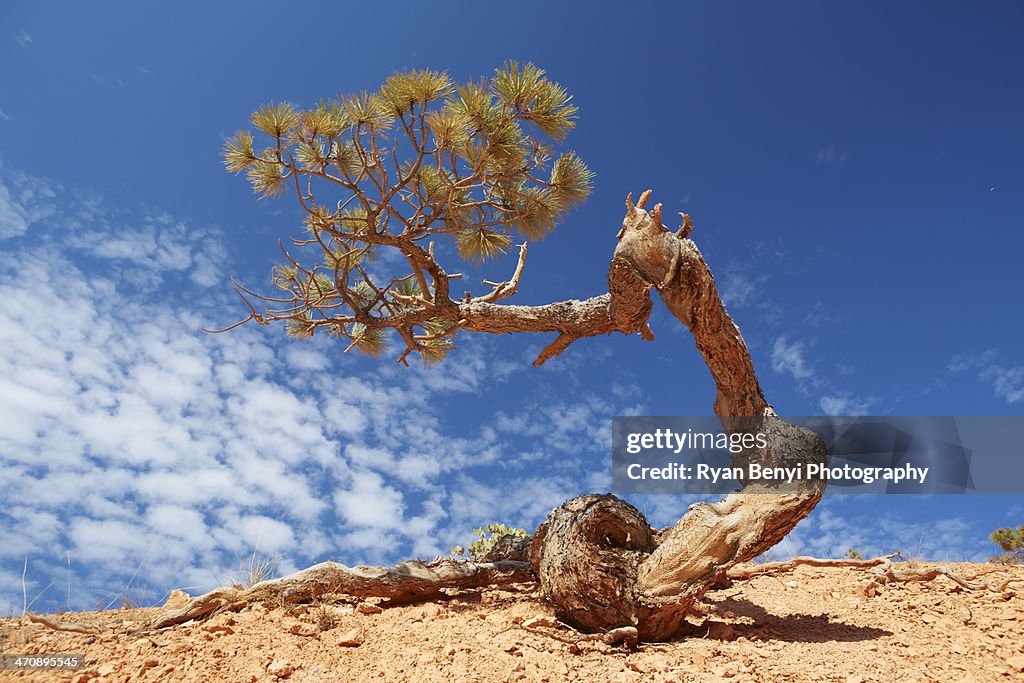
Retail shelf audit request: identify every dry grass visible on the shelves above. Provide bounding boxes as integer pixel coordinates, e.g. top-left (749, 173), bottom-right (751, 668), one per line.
top-left (241, 550), bottom-right (281, 588)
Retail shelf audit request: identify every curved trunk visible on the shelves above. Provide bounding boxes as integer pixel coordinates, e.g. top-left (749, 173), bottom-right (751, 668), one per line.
top-left (157, 191), bottom-right (829, 639)
top-left (532, 192), bottom-right (827, 641)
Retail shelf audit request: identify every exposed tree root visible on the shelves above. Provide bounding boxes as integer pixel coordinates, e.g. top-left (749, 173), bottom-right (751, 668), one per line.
top-left (726, 553), bottom-right (902, 580)
top-left (25, 611), bottom-right (104, 634)
top-left (522, 623), bottom-right (640, 650)
top-left (145, 558), bottom-right (532, 632)
top-left (727, 553), bottom-right (1024, 593)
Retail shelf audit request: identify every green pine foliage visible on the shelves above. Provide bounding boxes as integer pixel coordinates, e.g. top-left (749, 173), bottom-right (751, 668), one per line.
top-left (989, 525), bottom-right (1024, 564)
top-left (221, 64), bottom-right (592, 366)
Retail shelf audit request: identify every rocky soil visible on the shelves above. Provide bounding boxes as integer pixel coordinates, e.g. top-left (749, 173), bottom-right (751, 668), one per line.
top-left (2, 562), bottom-right (1023, 682)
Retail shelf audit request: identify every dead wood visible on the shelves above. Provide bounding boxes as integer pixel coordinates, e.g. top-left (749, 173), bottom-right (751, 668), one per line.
top-left (145, 558), bottom-right (532, 632)
top-left (728, 553), bottom-right (1024, 594)
top-left (25, 611), bottom-right (104, 634)
top-left (727, 553), bottom-right (902, 580)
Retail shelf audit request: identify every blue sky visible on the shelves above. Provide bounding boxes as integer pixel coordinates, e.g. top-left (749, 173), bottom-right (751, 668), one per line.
top-left (1, 1), bottom-right (1022, 612)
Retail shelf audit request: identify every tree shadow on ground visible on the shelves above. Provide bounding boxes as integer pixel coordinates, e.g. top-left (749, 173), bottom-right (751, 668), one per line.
top-left (689, 596), bottom-right (892, 643)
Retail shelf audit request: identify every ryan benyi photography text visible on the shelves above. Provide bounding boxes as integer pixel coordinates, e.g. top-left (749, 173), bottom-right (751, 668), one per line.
top-left (622, 427), bottom-right (928, 485)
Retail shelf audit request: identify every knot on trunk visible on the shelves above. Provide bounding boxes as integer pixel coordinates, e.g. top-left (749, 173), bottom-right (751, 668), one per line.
top-left (535, 494), bottom-right (656, 633)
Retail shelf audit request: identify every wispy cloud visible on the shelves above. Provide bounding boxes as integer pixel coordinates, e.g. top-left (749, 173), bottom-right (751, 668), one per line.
top-left (947, 350), bottom-right (1024, 403)
top-left (770, 335), bottom-right (875, 414)
top-left (719, 266), bottom-right (765, 309)
top-left (819, 393), bottom-right (873, 416)
top-left (771, 336), bottom-right (815, 381)
top-left (815, 144), bottom-right (846, 166)
top-left (0, 165), bottom-right (60, 238)
top-left (14, 30), bottom-right (32, 48)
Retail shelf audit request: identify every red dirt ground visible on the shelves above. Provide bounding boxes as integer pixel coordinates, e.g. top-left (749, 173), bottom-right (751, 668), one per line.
top-left (2, 562), bottom-right (1023, 682)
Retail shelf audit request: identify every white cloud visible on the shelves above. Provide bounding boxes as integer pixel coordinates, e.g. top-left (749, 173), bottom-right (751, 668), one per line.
top-left (947, 350), bottom-right (1024, 403)
top-left (771, 336), bottom-right (814, 380)
top-left (719, 269), bottom-right (758, 308)
top-left (0, 168), bottom-right (59, 238)
top-left (820, 393), bottom-right (873, 416)
top-left (982, 365), bottom-right (1024, 403)
top-left (334, 471), bottom-right (406, 530)
top-left (0, 165), bottom-right (646, 612)
top-left (284, 345), bottom-right (330, 371)
top-left (719, 261), bottom-right (772, 310)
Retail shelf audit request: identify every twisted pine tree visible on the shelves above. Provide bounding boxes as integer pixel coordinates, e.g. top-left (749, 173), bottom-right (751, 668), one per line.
top-left (214, 63), bottom-right (827, 641)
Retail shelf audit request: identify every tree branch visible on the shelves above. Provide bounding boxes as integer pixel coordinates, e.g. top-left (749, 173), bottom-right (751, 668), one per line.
top-left (144, 558), bottom-right (533, 632)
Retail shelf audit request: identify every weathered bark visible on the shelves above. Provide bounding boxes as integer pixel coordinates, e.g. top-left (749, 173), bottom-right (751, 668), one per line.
top-left (199, 188), bottom-right (829, 642)
top-left (145, 558), bottom-right (531, 631)
top-left (526, 191), bottom-right (827, 640)
top-left (533, 495), bottom-right (656, 634)
top-left (454, 256), bottom-right (654, 366)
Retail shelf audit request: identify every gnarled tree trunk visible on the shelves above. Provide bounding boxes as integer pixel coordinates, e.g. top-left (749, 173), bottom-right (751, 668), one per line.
top-left (514, 191), bottom-right (827, 641)
top-left (183, 189), bottom-right (828, 642)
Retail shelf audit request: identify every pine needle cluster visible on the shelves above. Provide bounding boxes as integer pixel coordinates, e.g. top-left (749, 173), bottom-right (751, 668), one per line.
top-left (220, 63), bottom-right (593, 365)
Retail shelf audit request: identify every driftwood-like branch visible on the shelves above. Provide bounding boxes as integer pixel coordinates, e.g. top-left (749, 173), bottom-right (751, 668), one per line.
top-left (726, 553), bottom-right (901, 580)
top-left (25, 611), bottom-right (104, 634)
top-left (727, 553), bottom-right (1024, 594)
top-left (145, 558), bottom-right (533, 632)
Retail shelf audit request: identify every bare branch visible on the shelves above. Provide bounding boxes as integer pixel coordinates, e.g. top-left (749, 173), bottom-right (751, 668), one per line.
top-left (474, 242), bottom-right (528, 304)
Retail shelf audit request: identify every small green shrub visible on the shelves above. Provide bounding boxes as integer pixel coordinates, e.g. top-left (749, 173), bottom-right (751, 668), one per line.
top-left (451, 523), bottom-right (528, 559)
top-left (989, 525), bottom-right (1024, 564)
top-left (844, 548), bottom-right (866, 560)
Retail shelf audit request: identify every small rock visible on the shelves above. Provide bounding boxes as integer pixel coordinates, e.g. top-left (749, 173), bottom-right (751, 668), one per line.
top-left (712, 662), bottom-right (739, 678)
top-left (523, 615), bottom-right (558, 629)
top-left (267, 660), bottom-right (294, 678)
top-left (97, 662), bottom-right (116, 676)
top-left (337, 628), bottom-right (364, 647)
top-left (162, 589), bottom-right (191, 610)
top-left (72, 672), bottom-right (98, 683)
top-left (419, 603), bottom-right (442, 619)
top-left (205, 624), bottom-right (235, 636)
top-left (784, 581), bottom-right (798, 589)
top-left (846, 676), bottom-right (866, 683)
top-left (131, 636), bottom-right (158, 650)
top-left (142, 660), bottom-right (159, 669)
top-left (288, 623), bottom-right (317, 637)
top-left (921, 613), bottom-right (938, 624)
top-left (357, 602), bottom-right (383, 615)
top-left (706, 621), bottom-right (737, 641)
